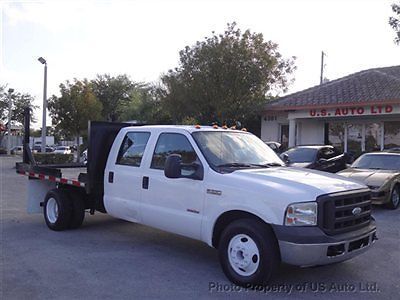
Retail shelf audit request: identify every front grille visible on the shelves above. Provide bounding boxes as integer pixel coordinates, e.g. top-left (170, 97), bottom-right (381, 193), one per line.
top-left (318, 189), bottom-right (372, 235)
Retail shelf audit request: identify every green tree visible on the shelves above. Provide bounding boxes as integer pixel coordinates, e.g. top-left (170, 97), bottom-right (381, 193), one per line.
top-left (48, 79), bottom-right (102, 161)
top-left (0, 85), bottom-right (37, 124)
top-left (120, 84), bottom-right (172, 124)
top-left (0, 85), bottom-right (37, 146)
top-left (389, 3), bottom-right (400, 44)
top-left (11, 93), bottom-right (38, 124)
top-left (159, 22), bottom-right (296, 133)
top-left (92, 74), bottom-right (135, 122)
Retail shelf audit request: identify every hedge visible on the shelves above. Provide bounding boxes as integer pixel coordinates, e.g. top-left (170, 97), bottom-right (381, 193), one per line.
top-left (33, 153), bottom-right (74, 165)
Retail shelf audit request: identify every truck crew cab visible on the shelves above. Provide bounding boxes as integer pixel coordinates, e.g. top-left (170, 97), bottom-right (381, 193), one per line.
top-left (17, 122), bottom-right (377, 286)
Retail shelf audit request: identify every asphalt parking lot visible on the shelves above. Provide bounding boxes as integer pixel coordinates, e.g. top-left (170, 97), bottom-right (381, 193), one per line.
top-left (1, 156), bottom-right (399, 299)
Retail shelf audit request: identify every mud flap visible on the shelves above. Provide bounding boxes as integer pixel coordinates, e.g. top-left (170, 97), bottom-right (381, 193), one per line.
top-left (27, 179), bottom-right (56, 213)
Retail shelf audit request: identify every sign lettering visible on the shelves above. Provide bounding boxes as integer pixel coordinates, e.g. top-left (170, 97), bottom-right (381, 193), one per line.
top-left (309, 105), bottom-right (394, 117)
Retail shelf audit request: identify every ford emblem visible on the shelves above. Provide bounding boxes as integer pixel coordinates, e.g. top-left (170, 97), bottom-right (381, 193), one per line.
top-left (352, 207), bottom-right (362, 215)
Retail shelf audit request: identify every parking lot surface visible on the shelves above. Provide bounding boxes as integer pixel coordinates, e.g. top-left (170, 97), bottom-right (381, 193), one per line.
top-left (1, 156), bottom-right (399, 299)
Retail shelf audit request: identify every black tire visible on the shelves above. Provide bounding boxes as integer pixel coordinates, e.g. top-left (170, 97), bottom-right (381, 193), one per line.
top-left (386, 185), bottom-right (400, 210)
top-left (44, 189), bottom-right (73, 231)
top-left (68, 191), bottom-right (85, 229)
top-left (218, 219), bottom-right (280, 286)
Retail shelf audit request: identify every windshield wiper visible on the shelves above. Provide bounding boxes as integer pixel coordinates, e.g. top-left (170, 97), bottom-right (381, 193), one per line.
top-left (216, 163), bottom-right (283, 168)
top-left (247, 163), bottom-right (280, 168)
top-left (263, 163), bottom-right (283, 167)
top-left (216, 163), bottom-right (253, 168)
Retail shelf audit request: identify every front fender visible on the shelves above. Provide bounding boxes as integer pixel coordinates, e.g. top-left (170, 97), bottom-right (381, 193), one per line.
top-left (201, 202), bottom-right (283, 247)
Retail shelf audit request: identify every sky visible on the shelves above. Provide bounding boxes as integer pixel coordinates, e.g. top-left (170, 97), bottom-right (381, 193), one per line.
top-left (1, 0), bottom-right (399, 128)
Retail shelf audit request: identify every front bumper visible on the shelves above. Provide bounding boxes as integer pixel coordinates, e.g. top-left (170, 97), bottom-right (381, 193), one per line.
top-left (272, 221), bottom-right (377, 267)
top-left (371, 190), bottom-right (388, 205)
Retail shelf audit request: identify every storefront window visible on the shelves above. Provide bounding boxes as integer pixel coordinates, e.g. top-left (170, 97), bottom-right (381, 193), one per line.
top-left (384, 121), bottom-right (400, 149)
top-left (347, 124), bottom-right (363, 157)
top-left (328, 123), bottom-right (345, 152)
top-left (365, 123), bottom-right (381, 152)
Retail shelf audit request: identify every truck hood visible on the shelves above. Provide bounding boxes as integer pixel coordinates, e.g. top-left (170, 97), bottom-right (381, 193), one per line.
top-left (337, 168), bottom-right (398, 186)
top-left (229, 167), bottom-right (365, 198)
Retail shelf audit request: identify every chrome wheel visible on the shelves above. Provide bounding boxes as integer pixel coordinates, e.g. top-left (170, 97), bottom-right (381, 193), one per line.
top-left (391, 188), bottom-right (399, 208)
top-left (227, 234), bottom-right (260, 276)
top-left (46, 197), bottom-right (59, 224)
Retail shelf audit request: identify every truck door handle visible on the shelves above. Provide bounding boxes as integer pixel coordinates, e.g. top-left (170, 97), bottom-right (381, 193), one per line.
top-left (142, 176), bottom-right (149, 189)
top-left (108, 171), bottom-right (114, 183)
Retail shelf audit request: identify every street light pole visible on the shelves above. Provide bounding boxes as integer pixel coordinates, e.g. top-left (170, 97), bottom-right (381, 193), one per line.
top-left (38, 57), bottom-right (47, 153)
top-left (320, 51), bottom-right (325, 85)
top-left (7, 88), bottom-right (14, 155)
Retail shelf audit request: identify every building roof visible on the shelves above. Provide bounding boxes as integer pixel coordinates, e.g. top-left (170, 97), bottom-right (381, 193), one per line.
top-left (266, 65), bottom-right (400, 111)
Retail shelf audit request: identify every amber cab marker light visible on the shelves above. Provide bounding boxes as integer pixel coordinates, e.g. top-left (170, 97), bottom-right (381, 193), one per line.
top-left (230, 126), bottom-right (236, 130)
top-left (195, 125), bottom-right (201, 129)
top-left (241, 128), bottom-right (247, 132)
top-left (222, 125), bottom-right (228, 129)
top-left (213, 124), bottom-right (218, 129)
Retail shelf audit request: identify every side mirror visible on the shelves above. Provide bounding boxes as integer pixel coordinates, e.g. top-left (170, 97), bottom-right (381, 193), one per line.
top-left (164, 154), bottom-right (204, 180)
top-left (164, 154), bottom-right (182, 179)
top-left (281, 153), bottom-right (290, 163)
top-left (318, 158), bottom-right (327, 165)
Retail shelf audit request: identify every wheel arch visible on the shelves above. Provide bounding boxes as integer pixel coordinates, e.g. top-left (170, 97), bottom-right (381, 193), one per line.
top-left (211, 210), bottom-right (274, 248)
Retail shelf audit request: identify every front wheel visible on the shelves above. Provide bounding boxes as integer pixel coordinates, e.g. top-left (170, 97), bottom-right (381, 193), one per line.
top-left (218, 219), bottom-right (280, 286)
top-left (44, 189), bottom-right (73, 231)
top-left (386, 185), bottom-right (400, 209)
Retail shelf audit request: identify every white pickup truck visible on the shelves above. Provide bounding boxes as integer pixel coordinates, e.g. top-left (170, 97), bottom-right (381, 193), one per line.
top-left (17, 122), bottom-right (377, 286)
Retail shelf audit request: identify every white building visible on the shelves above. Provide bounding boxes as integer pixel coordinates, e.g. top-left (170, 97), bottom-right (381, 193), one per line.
top-left (261, 66), bottom-right (400, 156)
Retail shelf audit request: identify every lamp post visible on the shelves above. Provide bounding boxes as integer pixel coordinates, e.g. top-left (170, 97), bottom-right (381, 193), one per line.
top-left (38, 57), bottom-right (47, 153)
top-left (7, 88), bottom-right (14, 155)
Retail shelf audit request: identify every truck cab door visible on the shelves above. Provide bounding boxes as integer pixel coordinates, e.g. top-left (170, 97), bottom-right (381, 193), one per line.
top-left (141, 132), bottom-right (205, 240)
top-left (104, 131), bottom-right (151, 223)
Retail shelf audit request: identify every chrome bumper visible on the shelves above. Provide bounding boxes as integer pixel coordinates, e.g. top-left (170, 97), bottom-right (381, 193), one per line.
top-left (279, 229), bottom-right (377, 267)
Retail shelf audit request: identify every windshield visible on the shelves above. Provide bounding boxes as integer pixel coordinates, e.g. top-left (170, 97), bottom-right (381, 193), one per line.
top-left (282, 148), bottom-right (318, 163)
top-left (192, 131), bottom-right (284, 171)
top-left (352, 154), bottom-right (400, 170)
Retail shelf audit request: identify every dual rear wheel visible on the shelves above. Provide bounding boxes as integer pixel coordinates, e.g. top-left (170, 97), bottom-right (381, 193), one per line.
top-left (44, 189), bottom-right (85, 231)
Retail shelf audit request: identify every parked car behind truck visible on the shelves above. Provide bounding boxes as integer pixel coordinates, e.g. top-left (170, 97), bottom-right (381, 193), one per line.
top-left (54, 146), bottom-right (72, 154)
top-left (17, 122), bottom-right (377, 286)
top-left (281, 145), bottom-right (348, 173)
top-left (337, 151), bottom-right (400, 209)
top-left (11, 146), bottom-right (23, 155)
top-left (263, 141), bottom-right (284, 154)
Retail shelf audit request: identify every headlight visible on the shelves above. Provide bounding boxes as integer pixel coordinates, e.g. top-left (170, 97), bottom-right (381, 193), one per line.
top-left (367, 185), bottom-right (380, 190)
top-left (285, 202), bottom-right (317, 226)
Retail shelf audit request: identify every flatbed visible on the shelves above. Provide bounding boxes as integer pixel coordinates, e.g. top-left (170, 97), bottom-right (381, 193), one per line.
top-left (16, 121), bottom-right (131, 213)
top-left (17, 164), bottom-right (86, 187)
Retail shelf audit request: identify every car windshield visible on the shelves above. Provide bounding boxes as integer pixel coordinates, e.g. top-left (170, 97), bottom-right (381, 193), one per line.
top-left (282, 148), bottom-right (318, 163)
top-left (352, 154), bottom-right (400, 170)
top-left (191, 131), bottom-right (284, 171)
